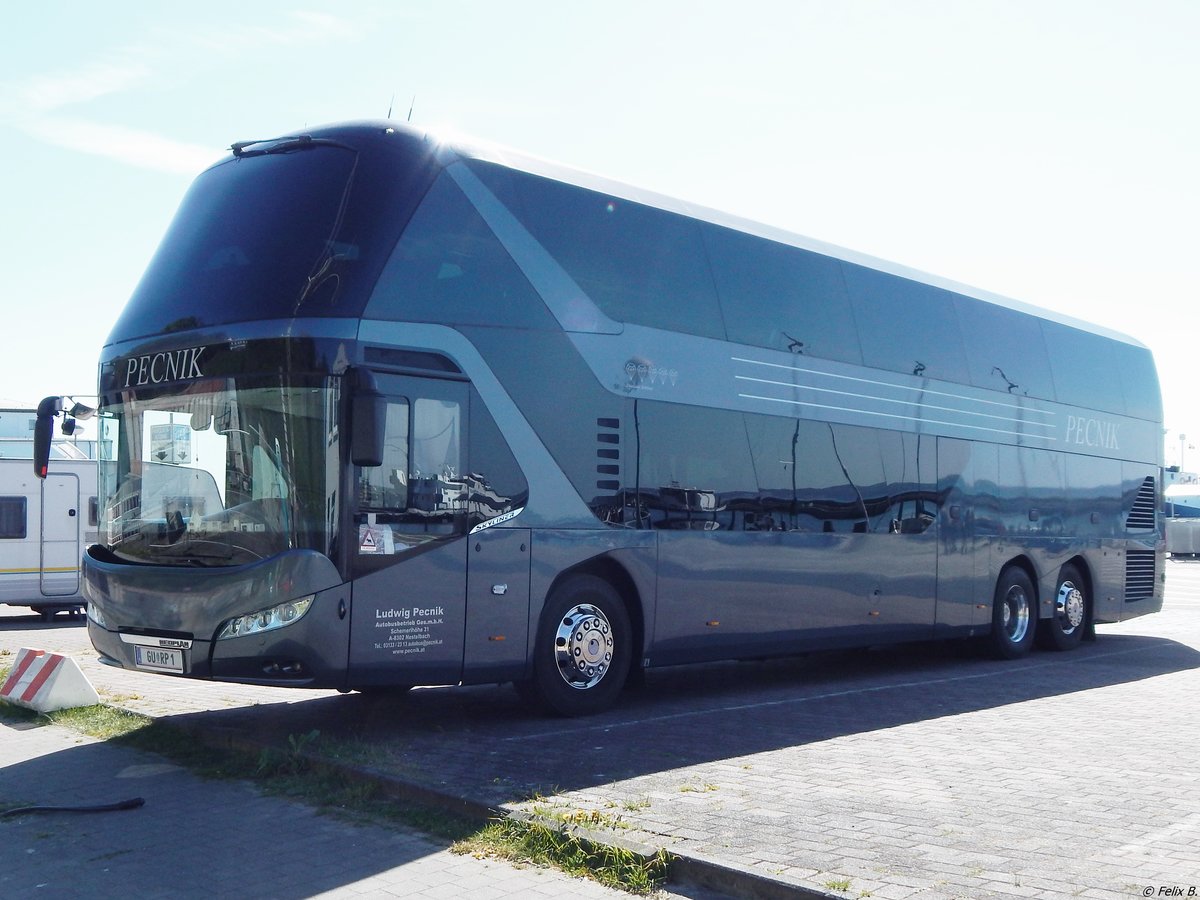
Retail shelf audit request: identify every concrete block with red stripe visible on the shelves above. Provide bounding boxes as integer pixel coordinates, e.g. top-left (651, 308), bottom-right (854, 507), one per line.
top-left (1, 648), bottom-right (100, 713)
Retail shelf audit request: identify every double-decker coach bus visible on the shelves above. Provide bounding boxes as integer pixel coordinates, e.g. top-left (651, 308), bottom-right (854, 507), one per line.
top-left (35, 121), bottom-right (1164, 715)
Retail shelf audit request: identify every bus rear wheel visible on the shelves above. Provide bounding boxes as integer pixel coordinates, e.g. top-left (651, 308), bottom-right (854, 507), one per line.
top-left (529, 575), bottom-right (631, 717)
top-left (989, 567), bottom-right (1037, 659)
top-left (1036, 564), bottom-right (1088, 652)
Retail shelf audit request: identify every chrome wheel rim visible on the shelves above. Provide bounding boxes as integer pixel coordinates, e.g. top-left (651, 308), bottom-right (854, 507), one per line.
top-left (1056, 581), bottom-right (1085, 633)
top-left (1002, 584), bottom-right (1031, 644)
top-left (553, 603), bottom-right (614, 690)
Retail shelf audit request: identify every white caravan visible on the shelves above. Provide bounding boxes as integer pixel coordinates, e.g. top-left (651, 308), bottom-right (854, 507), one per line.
top-left (1, 405), bottom-right (97, 619)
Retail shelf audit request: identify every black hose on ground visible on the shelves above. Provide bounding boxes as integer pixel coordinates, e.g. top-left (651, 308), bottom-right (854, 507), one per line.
top-left (1, 798), bottom-right (145, 818)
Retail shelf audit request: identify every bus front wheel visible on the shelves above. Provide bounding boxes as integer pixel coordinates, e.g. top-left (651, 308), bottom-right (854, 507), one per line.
top-left (529, 575), bottom-right (631, 717)
top-left (1036, 564), bottom-right (1088, 652)
top-left (989, 567), bottom-right (1037, 659)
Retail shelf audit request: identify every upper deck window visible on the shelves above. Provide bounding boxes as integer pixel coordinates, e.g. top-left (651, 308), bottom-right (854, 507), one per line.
top-left (842, 264), bottom-right (971, 384)
top-left (701, 225), bottom-right (862, 364)
top-left (470, 162), bottom-right (727, 340)
top-left (955, 295), bottom-right (1056, 400)
top-left (365, 172), bottom-right (550, 329)
top-left (1043, 322), bottom-right (1125, 413)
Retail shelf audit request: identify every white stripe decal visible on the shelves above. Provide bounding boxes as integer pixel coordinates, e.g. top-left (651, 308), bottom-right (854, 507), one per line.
top-left (735, 375), bottom-right (1057, 431)
top-left (737, 392), bottom-right (1058, 441)
top-left (732, 355), bottom-right (1058, 442)
top-left (732, 356), bottom-right (1056, 417)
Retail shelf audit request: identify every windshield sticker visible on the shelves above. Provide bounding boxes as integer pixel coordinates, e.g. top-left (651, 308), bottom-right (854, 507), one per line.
top-left (358, 523), bottom-right (396, 555)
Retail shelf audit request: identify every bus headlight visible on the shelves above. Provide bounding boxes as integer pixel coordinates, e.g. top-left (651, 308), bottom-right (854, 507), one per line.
top-left (87, 603), bottom-right (107, 629)
top-left (216, 595), bottom-right (315, 641)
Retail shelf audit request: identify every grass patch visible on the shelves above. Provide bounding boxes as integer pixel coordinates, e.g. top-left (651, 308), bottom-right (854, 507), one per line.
top-left (49, 704), bottom-right (151, 740)
top-left (607, 797), bottom-right (651, 813)
top-left (453, 817), bottom-right (669, 895)
top-left (311, 733), bottom-right (424, 776)
top-left (0, 695), bottom-right (150, 742)
top-left (529, 802), bottom-right (631, 832)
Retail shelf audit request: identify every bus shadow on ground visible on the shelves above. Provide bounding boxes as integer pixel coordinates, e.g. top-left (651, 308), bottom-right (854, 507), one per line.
top-left (160, 631), bottom-right (1199, 810)
top-left (0, 610), bottom-right (87, 629)
top-left (0, 721), bottom-right (458, 899)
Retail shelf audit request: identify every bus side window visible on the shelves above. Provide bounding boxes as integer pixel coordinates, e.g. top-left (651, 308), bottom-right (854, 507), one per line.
top-left (412, 398), bottom-right (461, 483)
top-left (357, 399), bottom-right (410, 511)
top-left (408, 398), bottom-right (463, 519)
top-left (354, 393), bottom-right (466, 540)
top-left (467, 386), bottom-right (529, 529)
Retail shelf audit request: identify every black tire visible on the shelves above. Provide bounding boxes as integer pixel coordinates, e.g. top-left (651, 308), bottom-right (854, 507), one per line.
top-left (529, 575), bottom-right (632, 717)
top-left (988, 567), bottom-right (1037, 659)
top-left (1036, 564), bottom-right (1088, 651)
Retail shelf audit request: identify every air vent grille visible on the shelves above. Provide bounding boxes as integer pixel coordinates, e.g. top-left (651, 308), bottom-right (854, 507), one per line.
top-left (1124, 476), bottom-right (1157, 531)
top-left (1125, 550), bottom-right (1156, 602)
top-left (596, 417), bottom-right (620, 492)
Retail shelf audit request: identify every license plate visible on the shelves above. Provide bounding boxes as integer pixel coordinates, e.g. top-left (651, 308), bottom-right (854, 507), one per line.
top-left (134, 645), bottom-right (184, 673)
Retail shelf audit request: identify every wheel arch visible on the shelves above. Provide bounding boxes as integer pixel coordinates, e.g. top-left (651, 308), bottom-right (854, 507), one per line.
top-left (544, 554), bottom-right (647, 673)
top-left (1051, 555), bottom-right (1093, 615)
top-left (1050, 554), bottom-right (1097, 643)
top-left (998, 554), bottom-right (1040, 604)
top-left (987, 555), bottom-right (1040, 659)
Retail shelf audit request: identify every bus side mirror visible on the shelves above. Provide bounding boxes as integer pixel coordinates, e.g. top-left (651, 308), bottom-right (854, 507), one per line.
top-left (33, 395), bottom-right (63, 479)
top-left (350, 369), bottom-right (385, 467)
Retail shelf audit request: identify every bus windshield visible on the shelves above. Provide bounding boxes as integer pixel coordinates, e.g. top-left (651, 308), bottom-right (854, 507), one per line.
top-left (96, 377), bottom-right (341, 567)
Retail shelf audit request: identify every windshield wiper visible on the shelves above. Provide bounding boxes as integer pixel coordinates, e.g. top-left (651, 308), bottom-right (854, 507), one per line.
top-left (230, 134), bottom-right (354, 158)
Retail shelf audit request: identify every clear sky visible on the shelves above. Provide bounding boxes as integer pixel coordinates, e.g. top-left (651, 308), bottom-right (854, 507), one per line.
top-left (3, 1), bottom-right (1197, 467)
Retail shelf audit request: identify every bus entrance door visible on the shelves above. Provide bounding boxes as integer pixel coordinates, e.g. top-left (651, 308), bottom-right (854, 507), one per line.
top-left (347, 375), bottom-right (473, 688)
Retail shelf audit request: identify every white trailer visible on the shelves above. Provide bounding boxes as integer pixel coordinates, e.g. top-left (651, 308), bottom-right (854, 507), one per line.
top-left (1165, 483), bottom-right (1200, 558)
top-left (1, 405), bottom-right (97, 619)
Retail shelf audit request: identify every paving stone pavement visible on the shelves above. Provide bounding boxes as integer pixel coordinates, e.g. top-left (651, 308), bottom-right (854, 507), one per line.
top-left (0, 718), bottom-right (676, 899)
top-left (3, 562), bottom-right (1199, 899)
